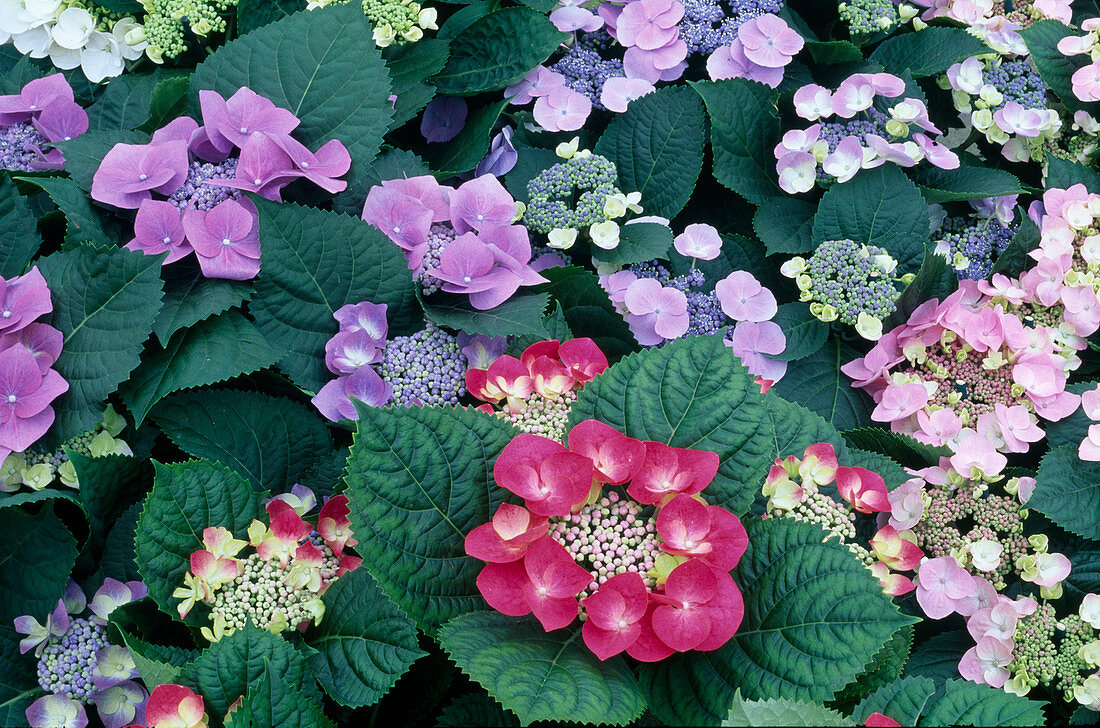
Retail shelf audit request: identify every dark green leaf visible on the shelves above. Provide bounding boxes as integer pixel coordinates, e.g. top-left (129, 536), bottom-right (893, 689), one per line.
top-left (842, 428), bottom-right (948, 470)
top-left (86, 73), bottom-right (161, 131)
top-left (594, 85), bottom-right (705, 218)
top-left (23, 176), bottom-right (110, 248)
top-left (385, 38), bottom-right (451, 130)
top-left (1044, 152), bottom-right (1100, 193)
top-left (425, 97), bottom-right (509, 177)
top-left (224, 664), bottom-right (334, 728)
top-left (851, 676), bottom-right (936, 727)
top-left (883, 245), bottom-right (957, 331)
top-left (920, 679), bottom-right (1046, 726)
top-left (869, 27), bottom-right (990, 78)
top-left (1032, 445), bottom-right (1100, 541)
top-left (438, 614), bottom-right (645, 726)
top-left (436, 693), bottom-right (519, 727)
top-left (723, 692), bottom-right (853, 726)
top-left (0, 175), bottom-right (41, 278)
top-left (754, 197), bottom-right (817, 256)
top-left (904, 630), bottom-right (969, 683)
top-left (138, 75), bottom-right (190, 133)
top-left (771, 337), bottom-right (873, 431)
top-left (597, 222), bottom-right (675, 267)
top-left (538, 266), bottom-right (636, 363)
top-left (1021, 20), bottom-right (1090, 111)
top-left (0, 627), bottom-right (38, 727)
top-left (236, 0), bottom-right (302, 34)
top-left (343, 405), bottom-right (518, 630)
top-left (152, 262), bottom-right (252, 346)
top-left (0, 506), bottom-right (78, 625)
top-left (992, 213), bottom-right (1040, 278)
top-left (425, 293), bottom-right (549, 338)
top-left (70, 451), bottom-right (152, 551)
top-left (771, 302), bottom-right (828, 361)
top-left (911, 166), bottom-right (1029, 204)
top-left (150, 389), bottom-right (332, 494)
top-left (805, 40), bottom-right (864, 64)
top-left (433, 8), bottom-right (565, 95)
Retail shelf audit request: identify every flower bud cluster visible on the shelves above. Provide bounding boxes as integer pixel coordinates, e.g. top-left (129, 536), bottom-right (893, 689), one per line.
top-left (142, 0), bottom-right (235, 63)
top-left (934, 214), bottom-right (1016, 281)
top-left (838, 0), bottom-right (898, 36)
top-left (782, 238), bottom-right (904, 341)
top-left (307, 0), bottom-right (438, 48)
top-left (1006, 601), bottom-right (1099, 701)
top-left (2, 406), bottom-right (132, 493)
top-left (379, 322), bottom-right (468, 408)
top-left (172, 488), bottom-right (361, 641)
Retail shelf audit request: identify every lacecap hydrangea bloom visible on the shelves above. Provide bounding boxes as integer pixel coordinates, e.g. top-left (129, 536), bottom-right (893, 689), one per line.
top-left (0, 1), bottom-right (146, 82)
top-left (467, 337), bottom-right (608, 440)
top-left (779, 72), bottom-right (959, 193)
top-left (91, 87), bottom-right (351, 281)
top-left (761, 442), bottom-right (923, 596)
top-left (1, 73), bottom-right (87, 172)
top-left (0, 267), bottom-right (70, 469)
top-left (173, 487), bottom-right (360, 641)
top-left (781, 239), bottom-right (907, 341)
top-left (312, 301), bottom-right (489, 420)
top-left (466, 419), bottom-right (748, 662)
top-left (362, 173), bottom-right (547, 309)
top-left (15, 578), bottom-right (149, 728)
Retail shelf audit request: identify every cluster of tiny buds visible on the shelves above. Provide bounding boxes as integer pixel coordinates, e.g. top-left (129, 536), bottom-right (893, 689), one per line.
top-left (418, 224), bottom-right (458, 295)
top-left (502, 390), bottom-right (577, 441)
top-left (167, 159), bottom-right (242, 211)
top-left (379, 322), bottom-right (467, 407)
top-left (898, 337), bottom-right (1020, 423)
top-left (1011, 603), bottom-right (1096, 693)
top-left (770, 489), bottom-right (858, 542)
top-left (549, 490), bottom-right (660, 598)
top-left (0, 121), bottom-right (50, 172)
top-left (36, 618), bottom-right (109, 703)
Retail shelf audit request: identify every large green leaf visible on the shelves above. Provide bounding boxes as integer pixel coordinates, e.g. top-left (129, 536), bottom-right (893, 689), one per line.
top-left (114, 626), bottom-right (193, 690)
top-left (36, 244), bottom-right (164, 440)
top-left (910, 166), bottom-right (1029, 204)
top-left (869, 27), bottom-right (989, 77)
top-left (138, 75), bottom-right (190, 133)
top-left (135, 460), bottom-right (264, 621)
top-left (190, 1), bottom-right (393, 170)
top-left (538, 266), bottom-right (636, 364)
top-left (851, 676), bottom-right (935, 727)
top-left (753, 197), bottom-right (816, 257)
top-left (122, 311), bottom-right (284, 426)
top-left (85, 72), bottom-right (161, 131)
top-left (343, 405), bottom-right (518, 630)
top-left (723, 692), bottom-right (853, 726)
top-left (178, 624), bottom-right (318, 717)
top-left (597, 222), bottom-right (675, 267)
top-left (224, 666), bottom-right (334, 728)
top-left (1021, 20), bottom-right (1090, 111)
top-left (438, 613), bottom-right (645, 726)
top-left (638, 518), bottom-right (914, 725)
top-left (0, 175), bottom-right (40, 278)
top-left (0, 506), bottom-right (78, 626)
top-left (250, 197), bottom-right (417, 392)
top-left (769, 337), bottom-right (872, 433)
top-left (236, 0), bottom-right (302, 34)
top-left (1045, 152), bottom-right (1100, 193)
top-left (569, 335), bottom-right (773, 514)
top-left (692, 79), bottom-right (782, 205)
top-left (920, 679), bottom-right (1046, 727)
top-left (425, 97), bottom-right (509, 177)
top-left (150, 389), bottom-right (333, 494)
top-left (594, 85), bottom-right (705, 218)
top-left (1031, 445), bottom-right (1100, 541)
top-left (812, 166), bottom-right (929, 276)
top-left (384, 38), bottom-right (451, 131)
top-left (424, 294), bottom-right (550, 338)
top-left (24, 176), bottom-right (111, 249)
top-left (307, 569), bottom-right (425, 708)
top-left (437, 693), bottom-right (519, 727)
top-left (0, 627), bottom-right (37, 728)
top-left (771, 303), bottom-right (827, 361)
top-left (152, 262), bottom-right (252, 346)
top-left (70, 451), bottom-right (152, 554)
top-left (433, 8), bottom-right (565, 95)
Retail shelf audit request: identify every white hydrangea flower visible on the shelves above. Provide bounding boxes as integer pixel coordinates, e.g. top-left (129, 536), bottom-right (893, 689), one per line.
top-left (51, 7), bottom-right (94, 50)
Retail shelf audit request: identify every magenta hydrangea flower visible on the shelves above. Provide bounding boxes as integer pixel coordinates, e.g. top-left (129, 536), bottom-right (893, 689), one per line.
top-left (269, 135), bottom-right (351, 194)
top-left (421, 96), bottom-right (468, 143)
top-left (198, 88), bottom-right (300, 154)
top-left (206, 131), bottom-right (301, 201)
top-left (0, 267), bottom-right (53, 336)
top-left (181, 198), bottom-right (261, 281)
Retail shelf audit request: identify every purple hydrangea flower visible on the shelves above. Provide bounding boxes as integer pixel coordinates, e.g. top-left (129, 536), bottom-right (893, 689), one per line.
top-left (421, 96), bottom-right (468, 143)
top-left (448, 174), bottom-right (516, 234)
top-left (458, 332), bottom-right (507, 369)
top-left (333, 301), bottom-right (389, 339)
top-left (0, 322), bottom-right (63, 374)
top-left (126, 199), bottom-right (188, 263)
top-left (0, 267), bottom-right (53, 336)
top-left (475, 126), bottom-right (518, 177)
top-left (91, 140), bottom-right (189, 210)
top-left (727, 320), bottom-right (787, 383)
top-left (312, 367), bottom-right (393, 422)
top-left (198, 88), bottom-right (300, 154)
top-left (0, 343), bottom-right (69, 454)
top-left (181, 198), bottom-right (261, 281)
top-left (205, 131), bottom-right (301, 201)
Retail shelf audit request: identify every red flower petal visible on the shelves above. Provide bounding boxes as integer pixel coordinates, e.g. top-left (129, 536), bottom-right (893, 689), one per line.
top-left (582, 617), bottom-right (642, 661)
top-left (476, 561), bottom-right (531, 617)
top-left (567, 420), bottom-right (647, 485)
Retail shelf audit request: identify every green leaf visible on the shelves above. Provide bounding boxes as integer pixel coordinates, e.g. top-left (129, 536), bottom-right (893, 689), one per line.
top-left (86, 73), bottom-right (161, 131)
top-left (115, 626), bottom-right (189, 689)
top-left (250, 197), bottom-right (417, 392)
top-left (0, 626), bottom-right (37, 726)
top-left (852, 676), bottom-right (936, 727)
top-left (884, 245), bottom-right (957, 331)
top-left (438, 613), bottom-right (645, 726)
top-left (504, 143), bottom-right (559, 205)
top-left (771, 302), bottom-right (828, 361)
top-left (92, 502), bottom-right (142, 586)
top-left (91, 0), bottom-right (141, 11)
top-left (23, 176), bottom-right (110, 249)
top-left (869, 27), bottom-right (990, 78)
top-left (753, 197), bottom-right (816, 256)
top-left (437, 693), bottom-right (519, 727)
top-left (920, 679), bottom-right (1047, 727)
top-left (425, 98), bottom-right (509, 177)
top-left (538, 266), bottom-right (637, 363)
top-left (903, 630), bottom-right (969, 683)
top-left (224, 664), bottom-right (334, 728)
top-left (692, 79), bottom-right (782, 205)
top-left (152, 262), bottom-right (252, 346)
top-left (771, 337), bottom-right (872, 431)
top-left (385, 38), bottom-right (451, 130)
top-left (1045, 382), bottom-right (1096, 452)
top-left (343, 405), bottom-right (518, 630)
top-left (804, 40), bottom-right (864, 64)
top-left (150, 389), bottom-right (333, 494)
top-left (307, 568), bottom-right (425, 708)
top-left (594, 85), bottom-right (705, 219)
top-left (723, 691), bottom-right (853, 726)
top-left (992, 213), bottom-right (1040, 278)
top-left (639, 518), bottom-right (914, 725)
top-left (433, 8), bottom-right (565, 94)
top-left (0, 175), bottom-right (41, 278)
top-left (1032, 445), bottom-right (1100, 540)
top-left (763, 392), bottom-right (846, 463)
top-left (333, 147), bottom-right (432, 217)
top-left (122, 310), bottom-right (284, 426)
top-left (70, 451), bottom-right (152, 551)
top-left (135, 460), bottom-right (263, 621)
top-left (842, 428), bottom-right (948, 470)
top-left (425, 293), bottom-right (549, 338)
top-left (911, 166), bottom-right (1029, 204)
top-left (812, 166), bottom-right (930, 275)
top-left (1021, 20), bottom-right (1090, 111)
top-left (37, 244), bottom-right (164, 439)
top-left (0, 506), bottom-right (78, 625)
top-left (190, 2), bottom-right (393, 172)
top-left (179, 624), bottom-right (317, 717)
top-left (829, 625), bottom-right (912, 711)
top-left (569, 335), bottom-right (772, 514)
top-left (138, 75), bottom-right (190, 133)
top-left (1044, 152), bottom-right (1100, 193)
top-left (597, 222), bottom-right (675, 267)
top-left (56, 129), bottom-right (150, 193)
top-left (236, 0), bottom-right (302, 34)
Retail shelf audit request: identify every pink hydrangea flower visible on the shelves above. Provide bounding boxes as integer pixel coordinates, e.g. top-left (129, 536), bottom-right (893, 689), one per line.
top-left (673, 223), bottom-right (722, 260)
top-left (623, 278), bottom-right (690, 344)
top-left (714, 271), bottom-right (777, 322)
top-left (736, 13), bottom-right (804, 68)
top-left (181, 199), bottom-right (261, 281)
top-left (533, 87), bottom-right (592, 132)
top-left (959, 636), bottom-right (1014, 688)
top-left (915, 556), bottom-right (976, 619)
top-left (601, 77), bottom-right (655, 113)
top-left (726, 321), bottom-right (786, 384)
top-left (706, 39), bottom-right (784, 87)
